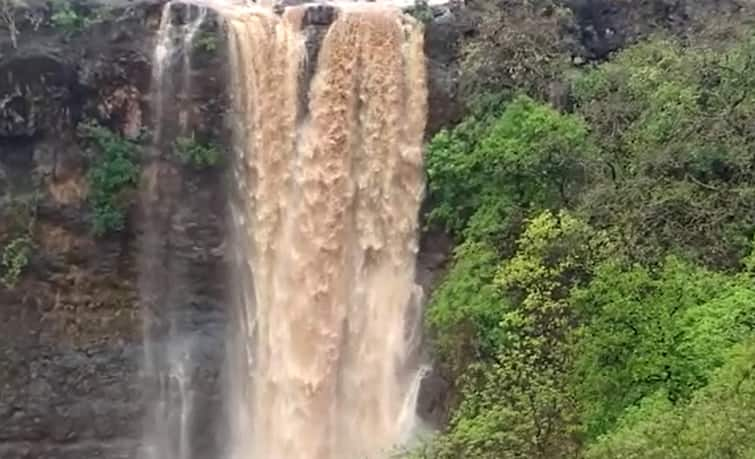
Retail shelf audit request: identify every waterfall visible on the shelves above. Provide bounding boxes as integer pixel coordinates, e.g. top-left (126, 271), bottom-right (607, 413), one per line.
top-left (143, 2), bottom-right (428, 458)
top-left (225, 4), bottom-right (427, 458)
top-left (141, 3), bottom-right (209, 459)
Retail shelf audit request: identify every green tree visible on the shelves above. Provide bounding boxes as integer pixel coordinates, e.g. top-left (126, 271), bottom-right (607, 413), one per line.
top-left (420, 29), bottom-right (755, 459)
top-left (460, 0), bottom-right (580, 99)
top-left (585, 340), bottom-right (755, 459)
top-left (426, 211), bottom-right (607, 458)
top-left (573, 38), bottom-right (755, 267)
top-left (571, 257), bottom-right (755, 438)
top-left (425, 240), bottom-right (504, 376)
top-left (426, 95), bottom-right (591, 241)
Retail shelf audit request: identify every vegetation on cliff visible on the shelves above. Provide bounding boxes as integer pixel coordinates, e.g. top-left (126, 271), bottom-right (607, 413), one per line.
top-left (78, 120), bottom-right (141, 235)
top-left (419, 3), bottom-right (755, 456)
top-left (174, 133), bottom-right (222, 169)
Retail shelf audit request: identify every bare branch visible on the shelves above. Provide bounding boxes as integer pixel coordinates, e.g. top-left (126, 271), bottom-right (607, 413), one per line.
top-left (0, 0), bottom-right (19, 49)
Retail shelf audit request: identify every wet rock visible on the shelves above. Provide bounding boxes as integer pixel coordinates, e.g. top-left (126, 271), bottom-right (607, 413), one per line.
top-left (423, 2), bottom-right (475, 134)
top-left (564, 0), bottom-right (748, 59)
top-left (0, 55), bottom-right (72, 138)
top-left (303, 4), bottom-right (338, 26)
top-left (416, 368), bottom-right (451, 427)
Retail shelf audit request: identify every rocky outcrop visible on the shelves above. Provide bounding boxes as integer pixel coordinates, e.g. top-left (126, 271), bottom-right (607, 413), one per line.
top-left (422, 1), bottom-right (474, 133)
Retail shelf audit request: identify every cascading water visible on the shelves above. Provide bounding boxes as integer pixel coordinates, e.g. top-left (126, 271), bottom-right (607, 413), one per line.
top-left (143, 2), bottom-right (428, 458)
top-left (225, 5), bottom-right (428, 458)
top-left (141, 3), bottom-right (209, 459)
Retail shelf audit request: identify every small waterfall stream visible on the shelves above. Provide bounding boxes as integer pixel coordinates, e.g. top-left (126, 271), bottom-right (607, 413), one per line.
top-left (140, 3), bottom-right (209, 459)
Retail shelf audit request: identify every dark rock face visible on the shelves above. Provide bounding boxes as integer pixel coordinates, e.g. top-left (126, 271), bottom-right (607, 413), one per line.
top-left (0, 1), bottom-right (229, 458)
top-left (0, 344), bottom-right (142, 458)
top-left (423, 3), bottom-right (472, 134)
top-left (0, 5), bottom-right (156, 457)
top-left (0, 54), bottom-right (72, 138)
top-left (301, 3), bottom-right (338, 25)
top-left (564, 0), bottom-right (749, 59)
top-left (415, 368), bottom-right (451, 428)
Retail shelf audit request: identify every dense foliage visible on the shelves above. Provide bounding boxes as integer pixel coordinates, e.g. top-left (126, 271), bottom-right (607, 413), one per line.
top-left (458, 0), bottom-right (579, 99)
top-left (420, 29), bottom-right (755, 458)
top-left (78, 120), bottom-right (140, 235)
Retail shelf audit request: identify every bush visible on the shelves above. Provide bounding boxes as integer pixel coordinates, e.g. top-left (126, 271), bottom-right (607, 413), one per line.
top-left (194, 31), bottom-right (218, 53)
top-left (78, 120), bottom-right (140, 235)
top-left (174, 134), bottom-right (221, 168)
top-left (0, 235), bottom-right (31, 288)
top-left (51, 0), bottom-right (87, 31)
top-left (50, 0), bottom-right (110, 33)
top-left (407, 0), bottom-right (433, 24)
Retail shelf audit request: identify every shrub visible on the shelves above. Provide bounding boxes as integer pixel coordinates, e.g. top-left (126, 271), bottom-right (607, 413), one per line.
top-left (78, 120), bottom-right (140, 235)
top-left (1, 235), bottom-right (31, 288)
top-left (51, 0), bottom-right (86, 31)
top-left (194, 31), bottom-right (218, 53)
top-left (407, 0), bottom-right (433, 24)
top-left (174, 134), bottom-right (221, 168)
top-left (50, 0), bottom-right (109, 33)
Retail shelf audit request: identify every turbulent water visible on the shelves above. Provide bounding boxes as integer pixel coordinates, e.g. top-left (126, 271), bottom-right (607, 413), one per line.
top-left (144, 2), bottom-right (428, 458)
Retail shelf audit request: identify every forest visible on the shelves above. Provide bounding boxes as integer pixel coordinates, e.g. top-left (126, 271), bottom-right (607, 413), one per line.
top-left (416, 0), bottom-right (755, 457)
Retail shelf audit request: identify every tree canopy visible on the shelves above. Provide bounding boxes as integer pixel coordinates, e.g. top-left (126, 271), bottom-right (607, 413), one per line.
top-left (417, 24), bottom-right (755, 459)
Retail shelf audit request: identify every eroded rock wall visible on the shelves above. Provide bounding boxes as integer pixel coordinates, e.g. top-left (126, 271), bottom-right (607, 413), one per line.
top-left (0, 2), bottom-right (229, 457)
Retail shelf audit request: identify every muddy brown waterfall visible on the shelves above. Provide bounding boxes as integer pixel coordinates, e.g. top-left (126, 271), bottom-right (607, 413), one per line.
top-left (143, 1), bottom-right (428, 458)
top-left (222, 3), bottom-right (428, 458)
